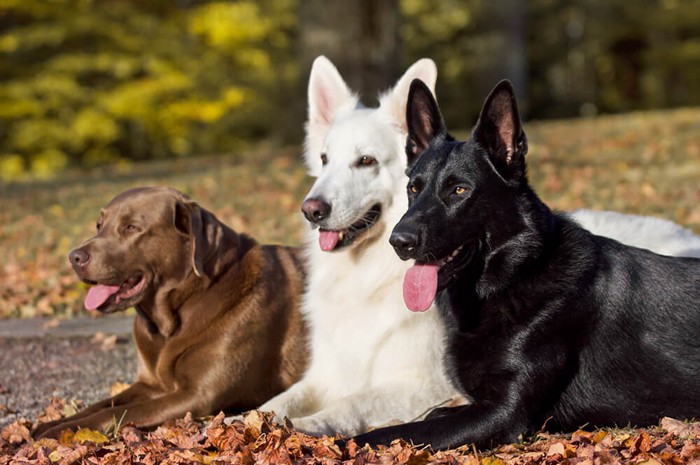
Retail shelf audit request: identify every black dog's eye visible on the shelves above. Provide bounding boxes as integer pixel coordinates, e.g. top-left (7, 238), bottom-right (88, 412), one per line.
top-left (357, 155), bottom-right (377, 167)
top-left (408, 182), bottom-right (420, 194)
top-left (320, 153), bottom-right (328, 166)
top-left (454, 186), bottom-right (466, 195)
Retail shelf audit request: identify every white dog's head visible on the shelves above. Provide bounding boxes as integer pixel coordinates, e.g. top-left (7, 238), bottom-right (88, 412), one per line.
top-left (301, 56), bottom-right (437, 252)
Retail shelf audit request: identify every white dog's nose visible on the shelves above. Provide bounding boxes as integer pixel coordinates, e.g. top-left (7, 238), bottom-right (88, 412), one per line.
top-left (302, 197), bottom-right (331, 223)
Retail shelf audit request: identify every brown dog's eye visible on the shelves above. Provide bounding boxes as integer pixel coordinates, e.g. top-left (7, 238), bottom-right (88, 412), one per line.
top-left (96, 221), bottom-right (103, 232)
top-left (357, 156), bottom-right (377, 167)
top-left (123, 224), bottom-right (138, 234)
top-left (321, 154), bottom-right (328, 166)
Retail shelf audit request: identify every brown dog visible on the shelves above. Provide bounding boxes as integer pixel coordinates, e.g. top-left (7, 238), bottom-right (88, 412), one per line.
top-left (34, 186), bottom-right (308, 438)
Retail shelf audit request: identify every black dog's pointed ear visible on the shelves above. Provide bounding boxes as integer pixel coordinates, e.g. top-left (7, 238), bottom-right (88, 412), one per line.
top-left (472, 80), bottom-right (527, 179)
top-left (405, 78), bottom-right (445, 167)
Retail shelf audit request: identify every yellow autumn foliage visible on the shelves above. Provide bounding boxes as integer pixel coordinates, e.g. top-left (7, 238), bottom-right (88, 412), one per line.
top-left (0, 0), bottom-right (297, 180)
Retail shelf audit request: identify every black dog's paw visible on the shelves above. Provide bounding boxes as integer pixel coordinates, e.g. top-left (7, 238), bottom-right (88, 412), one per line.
top-left (334, 436), bottom-right (347, 449)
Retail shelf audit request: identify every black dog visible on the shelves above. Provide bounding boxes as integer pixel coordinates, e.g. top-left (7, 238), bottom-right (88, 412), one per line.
top-left (351, 79), bottom-right (700, 450)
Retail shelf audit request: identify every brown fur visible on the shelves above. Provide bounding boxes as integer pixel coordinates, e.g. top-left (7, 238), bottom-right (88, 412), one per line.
top-left (34, 186), bottom-right (307, 438)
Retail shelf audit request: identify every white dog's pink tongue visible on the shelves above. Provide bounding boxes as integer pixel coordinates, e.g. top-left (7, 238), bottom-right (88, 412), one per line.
top-left (319, 230), bottom-right (340, 251)
top-left (403, 263), bottom-right (439, 312)
top-left (84, 285), bottom-right (121, 311)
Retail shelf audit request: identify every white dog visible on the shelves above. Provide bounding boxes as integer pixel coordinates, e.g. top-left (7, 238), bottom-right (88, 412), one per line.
top-left (250, 56), bottom-right (700, 437)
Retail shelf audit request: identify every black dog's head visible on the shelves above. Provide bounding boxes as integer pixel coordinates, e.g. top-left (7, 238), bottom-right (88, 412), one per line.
top-left (391, 79), bottom-right (531, 311)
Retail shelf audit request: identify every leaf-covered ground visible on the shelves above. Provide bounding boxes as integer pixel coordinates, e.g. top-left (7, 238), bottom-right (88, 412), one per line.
top-left (2, 407), bottom-right (700, 464)
top-left (1, 108), bottom-right (700, 319)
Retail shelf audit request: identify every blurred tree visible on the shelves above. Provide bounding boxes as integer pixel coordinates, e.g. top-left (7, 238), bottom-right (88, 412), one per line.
top-left (298, 0), bottom-right (399, 106)
top-left (528, 0), bottom-right (700, 118)
top-left (1, 0), bottom-right (700, 179)
top-left (0, 0), bottom-right (298, 179)
top-left (399, 0), bottom-right (480, 126)
top-left (475, 0), bottom-right (528, 108)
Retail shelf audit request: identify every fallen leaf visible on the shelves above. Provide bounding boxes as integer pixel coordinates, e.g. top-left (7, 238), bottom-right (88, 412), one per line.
top-left (0, 420), bottom-right (31, 444)
top-left (73, 427), bottom-right (109, 444)
top-left (109, 381), bottom-right (131, 397)
top-left (628, 431), bottom-right (652, 455)
top-left (662, 417), bottom-right (700, 437)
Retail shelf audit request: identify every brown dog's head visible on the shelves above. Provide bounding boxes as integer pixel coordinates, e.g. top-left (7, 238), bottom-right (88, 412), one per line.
top-left (69, 187), bottom-right (223, 313)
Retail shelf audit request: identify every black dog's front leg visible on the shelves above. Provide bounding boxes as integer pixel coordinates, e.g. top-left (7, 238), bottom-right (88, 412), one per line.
top-left (351, 402), bottom-right (527, 451)
top-left (351, 335), bottom-right (573, 451)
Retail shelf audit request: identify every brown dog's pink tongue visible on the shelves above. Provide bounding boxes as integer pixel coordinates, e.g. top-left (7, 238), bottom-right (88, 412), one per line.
top-left (403, 263), bottom-right (439, 312)
top-left (85, 285), bottom-right (120, 311)
top-left (319, 230), bottom-right (340, 251)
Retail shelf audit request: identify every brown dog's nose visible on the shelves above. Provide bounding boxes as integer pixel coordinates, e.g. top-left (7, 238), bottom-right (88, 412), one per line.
top-left (302, 198), bottom-right (331, 223)
top-left (69, 248), bottom-right (90, 268)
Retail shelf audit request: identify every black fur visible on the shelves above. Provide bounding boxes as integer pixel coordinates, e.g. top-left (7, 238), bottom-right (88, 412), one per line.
top-left (351, 79), bottom-right (700, 451)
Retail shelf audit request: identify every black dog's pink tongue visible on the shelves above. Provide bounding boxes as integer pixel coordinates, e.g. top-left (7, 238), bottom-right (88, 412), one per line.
top-left (84, 285), bottom-right (120, 311)
top-left (319, 230), bottom-right (340, 252)
top-left (403, 263), bottom-right (439, 312)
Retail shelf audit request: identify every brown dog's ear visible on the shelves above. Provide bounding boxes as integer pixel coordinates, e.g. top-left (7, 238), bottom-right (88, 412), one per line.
top-left (174, 199), bottom-right (214, 279)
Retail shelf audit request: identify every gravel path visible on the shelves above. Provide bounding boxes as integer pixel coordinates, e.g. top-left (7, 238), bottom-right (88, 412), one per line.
top-left (0, 317), bottom-right (137, 429)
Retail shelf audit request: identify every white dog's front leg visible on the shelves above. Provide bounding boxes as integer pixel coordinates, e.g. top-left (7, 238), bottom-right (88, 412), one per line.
top-left (248, 379), bottom-right (320, 425)
top-left (289, 382), bottom-right (459, 437)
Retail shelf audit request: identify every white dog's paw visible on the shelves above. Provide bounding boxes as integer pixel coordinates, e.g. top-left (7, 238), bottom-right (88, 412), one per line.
top-left (290, 414), bottom-right (354, 437)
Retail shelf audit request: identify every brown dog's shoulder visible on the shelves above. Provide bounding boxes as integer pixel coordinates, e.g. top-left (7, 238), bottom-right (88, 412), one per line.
top-left (256, 244), bottom-right (307, 284)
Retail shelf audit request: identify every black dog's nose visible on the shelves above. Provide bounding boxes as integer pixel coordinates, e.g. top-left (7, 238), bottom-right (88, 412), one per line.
top-left (390, 230), bottom-right (419, 259)
top-left (302, 197), bottom-right (331, 223)
top-left (69, 248), bottom-right (90, 268)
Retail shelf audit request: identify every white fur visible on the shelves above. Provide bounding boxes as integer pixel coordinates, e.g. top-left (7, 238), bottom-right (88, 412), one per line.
top-left (246, 57), bottom-right (700, 437)
top-left (570, 209), bottom-right (700, 258)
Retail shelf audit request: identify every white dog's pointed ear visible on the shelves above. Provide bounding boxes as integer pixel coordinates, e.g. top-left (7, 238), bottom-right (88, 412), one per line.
top-left (307, 56), bottom-right (356, 129)
top-left (381, 58), bottom-right (438, 133)
top-left (304, 56), bottom-right (358, 176)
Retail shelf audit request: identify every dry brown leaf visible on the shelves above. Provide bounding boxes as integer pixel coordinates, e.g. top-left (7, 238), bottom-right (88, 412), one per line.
top-left (0, 420), bottom-right (31, 445)
top-left (662, 417), bottom-right (700, 437)
top-left (35, 397), bottom-right (69, 424)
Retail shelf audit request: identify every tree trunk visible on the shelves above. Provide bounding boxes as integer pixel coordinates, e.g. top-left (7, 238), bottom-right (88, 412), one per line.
top-left (298, 0), bottom-right (400, 106)
top-left (477, 0), bottom-right (528, 112)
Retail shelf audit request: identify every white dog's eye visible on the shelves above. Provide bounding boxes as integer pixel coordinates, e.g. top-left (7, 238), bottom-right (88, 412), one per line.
top-left (357, 156), bottom-right (377, 167)
top-left (320, 154), bottom-right (328, 166)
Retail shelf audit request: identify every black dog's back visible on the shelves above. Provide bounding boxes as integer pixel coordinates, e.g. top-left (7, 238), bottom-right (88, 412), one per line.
top-left (351, 79), bottom-right (700, 451)
top-left (549, 224), bottom-right (700, 431)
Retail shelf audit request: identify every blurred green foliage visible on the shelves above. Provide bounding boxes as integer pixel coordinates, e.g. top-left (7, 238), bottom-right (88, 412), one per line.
top-left (0, 0), bottom-right (297, 180)
top-left (2, 0), bottom-right (700, 180)
top-left (402, 0), bottom-right (700, 125)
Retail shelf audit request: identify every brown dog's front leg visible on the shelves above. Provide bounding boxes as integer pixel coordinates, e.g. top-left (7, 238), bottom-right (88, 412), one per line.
top-left (33, 382), bottom-right (161, 438)
top-left (36, 389), bottom-right (210, 439)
